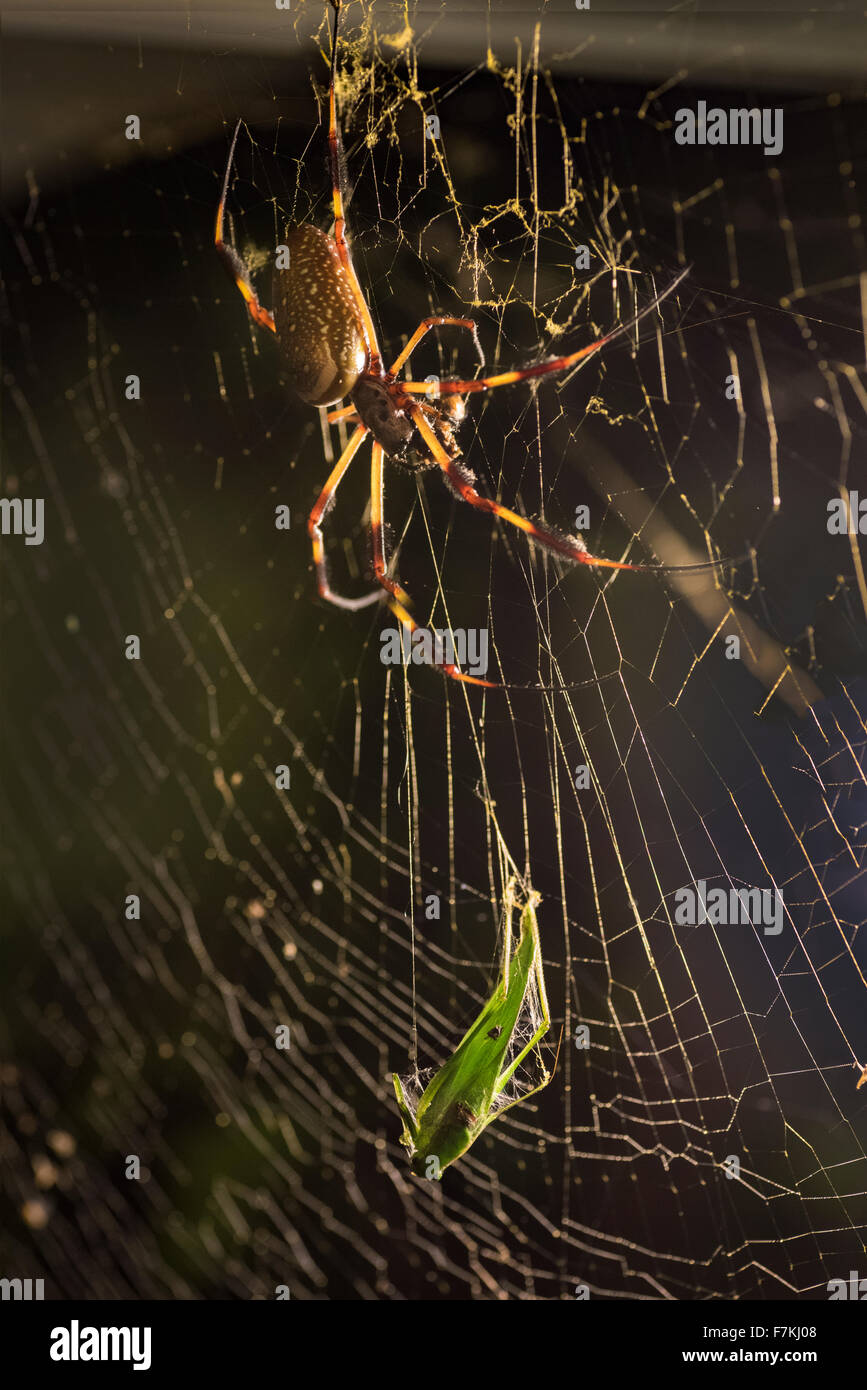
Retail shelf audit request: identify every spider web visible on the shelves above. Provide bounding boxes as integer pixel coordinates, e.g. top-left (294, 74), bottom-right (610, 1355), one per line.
top-left (3, 2), bottom-right (867, 1302)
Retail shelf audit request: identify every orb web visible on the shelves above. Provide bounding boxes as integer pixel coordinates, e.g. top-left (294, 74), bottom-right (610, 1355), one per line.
top-left (2, 1), bottom-right (866, 1300)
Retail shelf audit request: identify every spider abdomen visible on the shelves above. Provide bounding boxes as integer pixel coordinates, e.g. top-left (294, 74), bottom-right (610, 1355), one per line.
top-left (272, 225), bottom-right (367, 406)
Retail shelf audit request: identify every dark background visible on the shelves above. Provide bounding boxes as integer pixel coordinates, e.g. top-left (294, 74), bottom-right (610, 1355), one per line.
top-left (2, 1), bottom-right (866, 1300)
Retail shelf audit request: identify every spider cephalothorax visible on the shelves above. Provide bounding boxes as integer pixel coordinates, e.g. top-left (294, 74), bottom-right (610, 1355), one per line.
top-left (349, 373), bottom-right (415, 461)
top-left (215, 0), bottom-right (710, 687)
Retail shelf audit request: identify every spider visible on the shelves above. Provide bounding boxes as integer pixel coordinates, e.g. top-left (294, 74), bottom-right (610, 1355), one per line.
top-left (216, 0), bottom-right (711, 687)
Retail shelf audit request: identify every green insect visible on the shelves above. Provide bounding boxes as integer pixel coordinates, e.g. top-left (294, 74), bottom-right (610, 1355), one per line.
top-left (392, 884), bottom-right (554, 1180)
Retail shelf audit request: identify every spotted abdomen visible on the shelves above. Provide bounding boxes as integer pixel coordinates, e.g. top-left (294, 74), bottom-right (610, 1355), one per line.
top-left (272, 225), bottom-right (368, 406)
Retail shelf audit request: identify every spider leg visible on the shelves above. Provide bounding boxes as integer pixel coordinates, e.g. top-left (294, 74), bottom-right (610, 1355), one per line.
top-left (400, 331), bottom-right (612, 397)
top-left (386, 596), bottom-right (497, 689)
top-left (215, 120), bottom-right (277, 335)
top-left (327, 1), bottom-right (382, 365)
top-left (410, 401), bottom-right (729, 578)
top-left (370, 442), bottom-right (411, 608)
top-left (308, 424), bottom-right (383, 611)
top-left (401, 264), bottom-right (691, 397)
top-left (408, 404), bottom-right (639, 573)
top-left (326, 404), bottom-right (360, 425)
top-left (389, 317), bottom-right (484, 377)
top-left (370, 443), bottom-right (495, 688)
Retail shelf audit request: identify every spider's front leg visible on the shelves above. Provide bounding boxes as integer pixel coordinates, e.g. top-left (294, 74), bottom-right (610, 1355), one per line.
top-left (388, 316), bottom-right (484, 378)
top-left (215, 120), bottom-right (277, 336)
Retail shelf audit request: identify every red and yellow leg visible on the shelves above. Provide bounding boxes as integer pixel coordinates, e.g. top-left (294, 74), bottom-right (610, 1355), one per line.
top-left (308, 425), bottom-right (382, 610)
top-left (400, 331), bottom-right (615, 398)
top-left (370, 441), bottom-right (495, 687)
top-left (326, 404), bottom-right (360, 426)
top-left (407, 405), bottom-right (639, 573)
top-left (389, 317), bottom-right (484, 377)
top-left (400, 265), bottom-right (690, 398)
top-left (370, 442), bottom-right (411, 608)
top-left (215, 120), bottom-right (277, 335)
